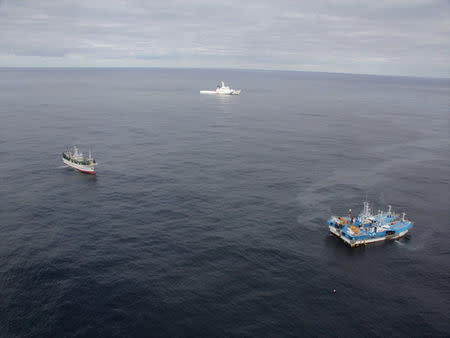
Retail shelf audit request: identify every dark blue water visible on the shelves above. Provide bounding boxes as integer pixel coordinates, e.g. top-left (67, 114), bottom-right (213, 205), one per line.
top-left (0, 68), bottom-right (449, 337)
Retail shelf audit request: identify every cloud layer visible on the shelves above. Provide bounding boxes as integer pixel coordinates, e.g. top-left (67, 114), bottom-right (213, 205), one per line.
top-left (1, 0), bottom-right (449, 77)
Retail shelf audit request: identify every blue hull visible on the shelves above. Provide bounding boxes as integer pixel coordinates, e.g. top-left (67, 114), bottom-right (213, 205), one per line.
top-left (327, 203), bottom-right (413, 247)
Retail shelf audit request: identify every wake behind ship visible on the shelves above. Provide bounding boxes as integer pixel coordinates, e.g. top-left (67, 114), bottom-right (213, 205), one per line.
top-left (62, 146), bottom-right (97, 175)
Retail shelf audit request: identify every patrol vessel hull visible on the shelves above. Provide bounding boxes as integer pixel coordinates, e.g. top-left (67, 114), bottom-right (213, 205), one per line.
top-left (200, 81), bottom-right (241, 95)
top-left (200, 90), bottom-right (241, 95)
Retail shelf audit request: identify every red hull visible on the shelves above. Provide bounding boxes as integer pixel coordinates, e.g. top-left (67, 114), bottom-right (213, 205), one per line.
top-left (62, 161), bottom-right (96, 175)
top-left (77, 168), bottom-right (96, 175)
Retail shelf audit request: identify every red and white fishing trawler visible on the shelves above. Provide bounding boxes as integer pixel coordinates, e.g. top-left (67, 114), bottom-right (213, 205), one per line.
top-left (62, 146), bottom-right (97, 175)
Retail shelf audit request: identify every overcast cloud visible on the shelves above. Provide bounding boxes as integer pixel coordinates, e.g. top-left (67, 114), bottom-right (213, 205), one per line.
top-left (0, 0), bottom-right (449, 77)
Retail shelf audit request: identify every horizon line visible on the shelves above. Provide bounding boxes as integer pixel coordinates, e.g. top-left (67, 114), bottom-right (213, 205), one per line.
top-left (0, 66), bottom-right (448, 80)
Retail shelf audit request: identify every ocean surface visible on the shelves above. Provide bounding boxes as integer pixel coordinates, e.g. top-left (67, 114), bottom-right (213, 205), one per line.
top-left (0, 68), bottom-right (449, 337)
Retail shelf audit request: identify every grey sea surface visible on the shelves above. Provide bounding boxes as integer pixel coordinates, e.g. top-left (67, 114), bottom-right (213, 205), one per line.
top-left (0, 68), bottom-right (449, 337)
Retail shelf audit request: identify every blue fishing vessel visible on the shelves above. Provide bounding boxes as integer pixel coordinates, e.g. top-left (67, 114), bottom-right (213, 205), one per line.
top-left (327, 202), bottom-right (413, 247)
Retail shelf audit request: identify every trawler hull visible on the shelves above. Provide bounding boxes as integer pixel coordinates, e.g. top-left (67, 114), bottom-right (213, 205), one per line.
top-left (329, 225), bottom-right (409, 247)
top-left (62, 158), bottom-right (95, 175)
top-left (327, 202), bottom-right (413, 248)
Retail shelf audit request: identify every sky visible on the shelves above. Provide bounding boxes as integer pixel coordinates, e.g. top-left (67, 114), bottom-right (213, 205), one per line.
top-left (0, 0), bottom-right (449, 77)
